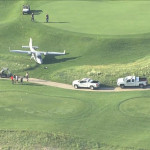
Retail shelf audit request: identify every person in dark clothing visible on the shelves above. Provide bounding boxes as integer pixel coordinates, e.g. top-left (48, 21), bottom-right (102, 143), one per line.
top-left (31, 13), bottom-right (34, 21)
top-left (46, 14), bottom-right (49, 23)
top-left (13, 74), bottom-right (16, 83)
top-left (20, 77), bottom-right (23, 84)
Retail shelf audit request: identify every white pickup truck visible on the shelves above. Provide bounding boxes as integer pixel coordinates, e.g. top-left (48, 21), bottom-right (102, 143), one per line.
top-left (117, 76), bottom-right (148, 88)
top-left (72, 78), bottom-right (100, 90)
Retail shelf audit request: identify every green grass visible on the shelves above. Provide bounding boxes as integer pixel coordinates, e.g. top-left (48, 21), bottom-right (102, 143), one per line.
top-left (1, 79), bottom-right (150, 149)
top-left (0, 130), bottom-right (102, 150)
top-left (50, 56), bottom-right (150, 86)
top-left (36, 1), bottom-right (150, 35)
top-left (1, 1), bottom-right (150, 149)
top-left (1, 0), bottom-right (150, 86)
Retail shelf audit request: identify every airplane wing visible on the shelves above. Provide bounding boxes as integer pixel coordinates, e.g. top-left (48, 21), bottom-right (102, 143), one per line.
top-left (22, 46), bottom-right (30, 48)
top-left (10, 50), bottom-right (32, 55)
top-left (39, 50), bottom-right (66, 56)
top-left (22, 46), bottom-right (39, 49)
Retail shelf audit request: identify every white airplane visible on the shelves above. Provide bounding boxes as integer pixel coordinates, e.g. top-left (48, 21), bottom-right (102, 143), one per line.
top-left (10, 38), bottom-right (66, 64)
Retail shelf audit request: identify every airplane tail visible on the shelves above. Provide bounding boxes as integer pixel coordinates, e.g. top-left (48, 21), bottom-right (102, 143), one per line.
top-left (22, 38), bottom-right (33, 49)
top-left (22, 38), bottom-right (38, 50)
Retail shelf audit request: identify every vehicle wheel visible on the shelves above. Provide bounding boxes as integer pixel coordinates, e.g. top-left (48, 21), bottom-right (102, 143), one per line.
top-left (90, 86), bottom-right (94, 90)
top-left (139, 84), bottom-right (144, 88)
top-left (74, 85), bottom-right (78, 89)
top-left (120, 84), bottom-right (125, 89)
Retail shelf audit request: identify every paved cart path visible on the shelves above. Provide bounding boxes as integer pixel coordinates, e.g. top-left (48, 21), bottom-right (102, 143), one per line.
top-left (28, 78), bottom-right (150, 92)
top-left (1, 77), bottom-right (150, 92)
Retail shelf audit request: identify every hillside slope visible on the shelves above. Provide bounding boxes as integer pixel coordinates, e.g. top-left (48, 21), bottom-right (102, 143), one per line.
top-left (0, 0), bottom-right (150, 86)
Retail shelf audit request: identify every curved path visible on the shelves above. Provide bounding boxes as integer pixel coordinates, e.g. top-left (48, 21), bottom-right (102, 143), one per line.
top-left (1, 77), bottom-right (149, 92)
top-left (28, 78), bottom-right (150, 92)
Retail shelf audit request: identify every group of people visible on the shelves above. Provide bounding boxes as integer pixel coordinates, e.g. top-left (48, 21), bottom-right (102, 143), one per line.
top-left (31, 13), bottom-right (49, 23)
top-left (10, 72), bottom-right (29, 84)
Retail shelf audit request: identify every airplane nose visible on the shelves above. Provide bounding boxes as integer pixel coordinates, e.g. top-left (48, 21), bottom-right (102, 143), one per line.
top-left (36, 59), bottom-right (41, 64)
top-left (38, 61), bottom-right (42, 64)
top-left (38, 59), bottom-right (43, 64)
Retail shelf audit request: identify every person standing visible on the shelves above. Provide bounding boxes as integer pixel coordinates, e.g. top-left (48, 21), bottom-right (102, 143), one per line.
top-left (15, 75), bottom-right (18, 83)
top-left (10, 75), bottom-right (14, 84)
top-left (20, 77), bottom-right (23, 84)
top-left (31, 13), bottom-right (34, 21)
top-left (13, 74), bottom-right (16, 83)
top-left (46, 14), bottom-right (49, 23)
top-left (26, 72), bottom-right (29, 81)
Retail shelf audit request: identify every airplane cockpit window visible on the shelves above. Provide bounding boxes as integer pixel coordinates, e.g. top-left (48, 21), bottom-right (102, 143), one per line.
top-left (37, 55), bottom-right (42, 59)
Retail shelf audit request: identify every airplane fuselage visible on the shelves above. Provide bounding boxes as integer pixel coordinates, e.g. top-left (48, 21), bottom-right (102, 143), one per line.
top-left (31, 48), bottom-right (43, 64)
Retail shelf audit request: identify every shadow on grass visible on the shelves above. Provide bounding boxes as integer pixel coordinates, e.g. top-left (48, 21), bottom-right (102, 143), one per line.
top-left (35, 21), bottom-right (69, 24)
top-left (13, 82), bottom-right (44, 86)
top-left (100, 84), bottom-right (115, 88)
top-left (118, 86), bottom-right (149, 89)
top-left (43, 55), bottom-right (80, 64)
top-left (46, 21), bottom-right (69, 23)
top-left (30, 10), bottom-right (43, 15)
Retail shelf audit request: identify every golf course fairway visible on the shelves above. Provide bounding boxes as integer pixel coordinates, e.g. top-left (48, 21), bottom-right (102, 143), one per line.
top-left (0, 80), bottom-right (150, 149)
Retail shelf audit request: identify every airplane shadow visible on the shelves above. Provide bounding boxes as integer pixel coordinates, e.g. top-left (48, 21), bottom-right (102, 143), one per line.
top-left (30, 10), bottom-right (43, 15)
top-left (43, 55), bottom-right (79, 64)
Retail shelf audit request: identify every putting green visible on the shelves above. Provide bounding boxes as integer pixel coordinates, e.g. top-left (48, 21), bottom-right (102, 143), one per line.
top-left (36, 1), bottom-right (150, 35)
top-left (119, 97), bottom-right (150, 118)
top-left (0, 91), bottom-right (91, 120)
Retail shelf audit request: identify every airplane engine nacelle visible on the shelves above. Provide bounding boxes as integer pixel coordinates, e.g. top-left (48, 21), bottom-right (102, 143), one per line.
top-left (44, 52), bottom-right (47, 56)
top-left (28, 52), bottom-right (31, 55)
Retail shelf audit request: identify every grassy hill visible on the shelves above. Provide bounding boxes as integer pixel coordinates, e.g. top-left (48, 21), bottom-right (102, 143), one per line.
top-left (1, 0), bottom-right (150, 86)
